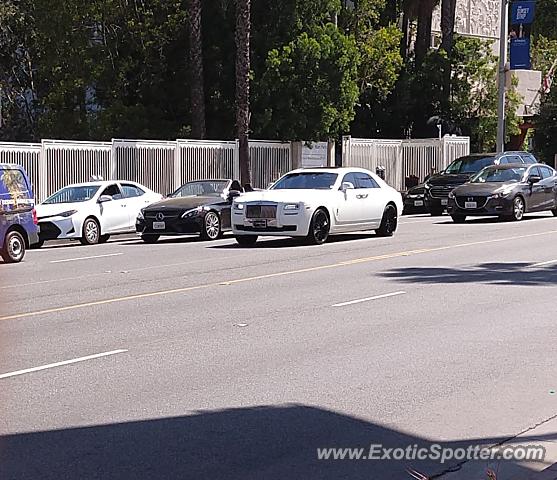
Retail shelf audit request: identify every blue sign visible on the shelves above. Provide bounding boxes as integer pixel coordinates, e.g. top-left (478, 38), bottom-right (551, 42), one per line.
top-left (510, 1), bottom-right (536, 70)
top-left (510, 38), bottom-right (532, 69)
top-left (511, 1), bottom-right (536, 25)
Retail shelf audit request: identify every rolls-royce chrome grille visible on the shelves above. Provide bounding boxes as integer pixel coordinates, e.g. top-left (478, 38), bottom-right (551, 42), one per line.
top-left (246, 204), bottom-right (277, 219)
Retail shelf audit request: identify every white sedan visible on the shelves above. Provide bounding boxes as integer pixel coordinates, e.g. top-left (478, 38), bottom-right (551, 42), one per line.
top-left (35, 181), bottom-right (162, 246)
top-left (232, 167), bottom-right (403, 246)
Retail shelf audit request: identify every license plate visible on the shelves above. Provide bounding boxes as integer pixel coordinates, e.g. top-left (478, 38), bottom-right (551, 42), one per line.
top-left (414, 200), bottom-right (424, 207)
top-left (441, 199), bottom-right (448, 206)
top-left (252, 220), bottom-right (267, 229)
top-left (152, 221), bottom-right (166, 230)
top-left (465, 202), bottom-right (477, 209)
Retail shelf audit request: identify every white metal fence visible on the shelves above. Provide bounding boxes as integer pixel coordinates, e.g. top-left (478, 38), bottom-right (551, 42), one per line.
top-left (342, 136), bottom-right (470, 191)
top-left (0, 138), bottom-right (295, 201)
top-left (1, 136), bottom-right (470, 201)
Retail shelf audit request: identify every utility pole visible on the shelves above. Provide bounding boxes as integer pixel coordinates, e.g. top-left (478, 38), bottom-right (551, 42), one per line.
top-left (496, 0), bottom-right (509, 153)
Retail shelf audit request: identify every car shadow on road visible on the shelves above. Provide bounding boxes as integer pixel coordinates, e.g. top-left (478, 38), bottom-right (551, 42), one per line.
top-left (209, 233), bottom-right (380, 249)
top-left (434, 214), bottom-right (552, 225)
top-left (1, 403), bottom-right (553, 480)
top-left (381, 262), bottom-right (557, 286)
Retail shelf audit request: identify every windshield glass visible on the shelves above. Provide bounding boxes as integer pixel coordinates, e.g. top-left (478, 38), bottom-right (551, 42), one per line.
top-left (271, 172), bottom-right (338, 190)
top-left (43, 185), bottom-right (100, 204)
top-left (471, 167), bottom-right (526, 183)
top-left (172, 181), bottom-right (228, 197)
top-left (444, 156), bottom-right (496, 175)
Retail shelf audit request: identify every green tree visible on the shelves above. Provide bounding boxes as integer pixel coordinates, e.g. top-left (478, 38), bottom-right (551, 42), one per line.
top-left (534, 86), bottom-right (557, 166)
top-left (254, 24), bottom-right (360, 141)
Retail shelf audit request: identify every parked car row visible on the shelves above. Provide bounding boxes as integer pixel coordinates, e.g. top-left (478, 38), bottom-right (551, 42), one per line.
top-left (402, 151), bottom-right (557, 222)
top-left (3, 153), bottom-right (557, 263)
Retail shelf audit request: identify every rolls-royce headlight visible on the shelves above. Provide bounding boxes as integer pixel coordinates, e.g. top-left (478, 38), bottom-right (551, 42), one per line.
top-left (284, 203), bottom-right (300, 210)
top-left (234, 202), bottom-right (245, 210)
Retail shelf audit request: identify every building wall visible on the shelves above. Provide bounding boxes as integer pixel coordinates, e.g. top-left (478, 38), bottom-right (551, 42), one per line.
top-left (432, 0), bottom-right (500, 40)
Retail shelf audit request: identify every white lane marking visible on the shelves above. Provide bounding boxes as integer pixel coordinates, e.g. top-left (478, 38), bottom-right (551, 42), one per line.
top-left (332, 291), bottom-right (406, 307)
top-left (49, 253), bottom-right (123, 264)
top-left (0, 349), bottom-right (128, 380)
top-left (532, 259), bottom-right (557, 267)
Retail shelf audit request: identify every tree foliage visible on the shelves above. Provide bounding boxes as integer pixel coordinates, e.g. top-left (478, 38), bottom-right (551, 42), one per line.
top-left (254, 24), bottom-right (360, 141)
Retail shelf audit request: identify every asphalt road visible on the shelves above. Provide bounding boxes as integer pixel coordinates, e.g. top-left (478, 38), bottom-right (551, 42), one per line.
top-left (2, 213), bottom-right (557, 479)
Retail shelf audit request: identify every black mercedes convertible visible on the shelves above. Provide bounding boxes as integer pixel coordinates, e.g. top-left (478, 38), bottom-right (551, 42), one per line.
top-left (136, 179), bottom-right (243, 242)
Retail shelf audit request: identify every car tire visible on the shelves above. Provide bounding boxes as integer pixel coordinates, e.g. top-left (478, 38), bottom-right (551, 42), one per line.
top-left (200, 211), bottom-right (221, 241)
top-left (99, 234), bottom-right (110, 244)
top-left (1, 230), bottom-right (26, 263)
top-left (506, 196), bottom-right (525, 221)
top-left (306, 208), bottom-right (330, 245)
top-left (141, 234), bottom-right (160, 244)
top-left (235, 235), bottom-right (258, 247)
top-left (430, 208), bottom-right (444, 217)
top-left (80, 218), bottom-right (101, 245)
top-left (451, 214), bottom-right (466, 224)
top-left (376, 204), bottom-right (398, 237)
top-left (551, 208), bottom-right (557, 217)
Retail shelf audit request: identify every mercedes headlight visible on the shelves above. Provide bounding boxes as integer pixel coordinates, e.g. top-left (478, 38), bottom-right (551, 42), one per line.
top-left (137, 209), bottom-right (145, 220)
top-left (182, 206), bottom-right (204, 218)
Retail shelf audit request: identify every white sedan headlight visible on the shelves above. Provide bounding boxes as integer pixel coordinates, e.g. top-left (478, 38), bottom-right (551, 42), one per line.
top-left (57, 210), bottom-right (77, 217)
top-left (283, 203), bottom-right (300, 211)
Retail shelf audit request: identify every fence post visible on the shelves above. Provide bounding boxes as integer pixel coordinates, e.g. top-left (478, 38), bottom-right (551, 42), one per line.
top-left (110, 140), bottom-right (117, 180)
top-left (342, 136), bottom-right (351, 166)
top-left (174, 140), bottom-right (182, 190)
top-left (38, 141), bottom-right (48, 201)
top-left (327, 140), bottom-right (335, 167)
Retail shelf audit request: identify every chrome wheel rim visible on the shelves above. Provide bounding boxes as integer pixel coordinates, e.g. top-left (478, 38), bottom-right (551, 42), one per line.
top-left (313, 211), bottom-right (329, 243)
top-left (514, 198), bottom-right (524, 220)
top-left (205, 212), bottom-right (220, 239)
top-left (8, 235), bottom-right (23, 260)
top-left (85, 221), bottom-right (99, 243)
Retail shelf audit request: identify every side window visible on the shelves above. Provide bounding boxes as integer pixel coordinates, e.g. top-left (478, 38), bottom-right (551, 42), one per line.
top-left (529, 166), bottom-right (542, 178)
top-left (121, 184), bottom-right (145, 198)
top-left (504, 155), bottom-right (522, 164)
top-left (499, 156), bottom-right (510, 165)
top-left (0, 168), bottom-right (29, 195)
top-left (341, 173), bottom-right (358, 188)
top-left (100, 184), bottom-right (122, 200)
top-left (540, 166), bottom-right (555, 179)
top-left (521, 154), bottom-right (537, 164)
top-left (354, 173), bottom-right (380, 189)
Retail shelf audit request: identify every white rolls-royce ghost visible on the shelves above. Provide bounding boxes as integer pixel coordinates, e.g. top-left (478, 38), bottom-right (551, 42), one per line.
top-left (232, 167), bottom-right (403, 246)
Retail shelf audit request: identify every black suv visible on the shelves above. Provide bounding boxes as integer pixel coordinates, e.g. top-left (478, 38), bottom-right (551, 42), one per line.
top-left (424, 152), bottom-right (537, 216)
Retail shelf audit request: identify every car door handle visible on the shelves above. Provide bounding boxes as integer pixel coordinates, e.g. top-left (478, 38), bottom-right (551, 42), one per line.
top-left (356, 194), bottom-right (368, 199)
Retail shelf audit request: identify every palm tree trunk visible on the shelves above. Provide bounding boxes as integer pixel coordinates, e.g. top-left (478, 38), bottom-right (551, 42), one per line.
top-left (440, 0), bottom-right (457, 107)
top-left (235, 0), bottom-right (252, 188)
top-left (415, 0), bottom-right (436, 66)
top-left (188, 0), bottom-right (206, 139)
top-left (440, 0), bottom-right (457, 54)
